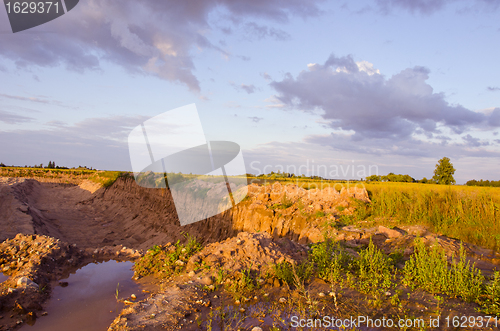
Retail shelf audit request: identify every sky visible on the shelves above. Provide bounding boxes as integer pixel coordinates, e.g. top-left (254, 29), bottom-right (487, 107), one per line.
top-left (0, 0), bottom-right (499, 184)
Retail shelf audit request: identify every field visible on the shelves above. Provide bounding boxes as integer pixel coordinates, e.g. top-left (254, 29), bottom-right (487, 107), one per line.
top-left (1, 169), bottom-right (500, 330)
top-left (251, 176), bottom-right (500, 251)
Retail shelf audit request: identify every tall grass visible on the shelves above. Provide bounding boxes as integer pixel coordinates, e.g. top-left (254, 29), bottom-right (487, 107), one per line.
top-left (362, 183), bottom-right (500, 250)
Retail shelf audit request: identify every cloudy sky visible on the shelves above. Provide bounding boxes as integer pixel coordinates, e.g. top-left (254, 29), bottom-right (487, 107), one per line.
top-left (0, 0), bottom-right (499, 183)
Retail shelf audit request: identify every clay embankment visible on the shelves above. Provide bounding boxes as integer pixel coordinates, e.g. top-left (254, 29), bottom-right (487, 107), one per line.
top-left (0, 177), bottom-right (368, 250)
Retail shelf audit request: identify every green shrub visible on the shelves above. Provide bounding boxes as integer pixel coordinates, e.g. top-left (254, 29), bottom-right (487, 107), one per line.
top-left (134, 234), bottom-right (202, 278)
top-left (273, 260), bottom-right (313, 287)
top-left (356, 240), bottom-right (394, 294)
top-left (403, 239), bottom-right (483, 302)
top-left (479, 271), bottom-right (500, 315)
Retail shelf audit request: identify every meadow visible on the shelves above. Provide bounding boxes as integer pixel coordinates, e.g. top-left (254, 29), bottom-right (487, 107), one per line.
top-left (250, 176), bottom-right (500, 252)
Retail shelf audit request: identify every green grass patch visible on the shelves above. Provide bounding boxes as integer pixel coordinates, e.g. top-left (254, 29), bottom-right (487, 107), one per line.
top-left (134, 234), bottom-right (202, 279)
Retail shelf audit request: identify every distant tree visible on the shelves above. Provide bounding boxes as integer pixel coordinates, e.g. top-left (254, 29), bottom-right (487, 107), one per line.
top-left (432, 157), bottom-right (456, 185)
top-left (0, 162), bottom-right (5, 167)
top-left (419, 177), bottom-right (428, 184)
top-left (366, 175), bottom-right (381, 182)
top-left (466, 179), bottom-right (500, 187)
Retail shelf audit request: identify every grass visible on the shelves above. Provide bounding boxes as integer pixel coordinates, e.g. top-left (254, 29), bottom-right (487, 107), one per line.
top-left (273, 260), bottom-right (314, 288)
top-left (134, 234), bottom-right (202, 278)
top-left (268, 193), bottom-right (294, 210)
top-left (255, 178), bottom-right (500, 251)
top-left (0, 166), bottom-right (131, 188)
top-left (361, 182), bottom-right (500, 251)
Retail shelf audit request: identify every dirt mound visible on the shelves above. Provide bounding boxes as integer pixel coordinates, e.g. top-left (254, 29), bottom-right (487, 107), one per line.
top-left (186, 232), bottom-right (308, 274)
top-left (229, 182), bottom-right (370, 244)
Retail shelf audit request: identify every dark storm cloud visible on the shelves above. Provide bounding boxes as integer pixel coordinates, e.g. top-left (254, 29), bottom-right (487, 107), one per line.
top-left (0, 0), bottom-right (321, 92)
top-left (271, 54), bottom-right (495, 140)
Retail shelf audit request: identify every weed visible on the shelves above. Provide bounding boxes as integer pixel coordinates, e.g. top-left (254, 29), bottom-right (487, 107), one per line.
top-left (134, 233), bottom-right (202, 279)
top-left (356, 239), bottom-right (394, 295)
top-left (269, 193), bottom-right (294, 210)
top-left (226, 266), bottom-right (257, 300)
top-left (479, 271), bottom-right (500, 315)
top-left (273, 260), bottom-right (313, 288)
top-left (315, 210), bottom-right (326, 218)
top-left (403, 239), bottom-right (483, 302)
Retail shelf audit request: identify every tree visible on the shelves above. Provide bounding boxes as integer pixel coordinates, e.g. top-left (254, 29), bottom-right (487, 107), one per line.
top-left (432, 157), bottom-right (456, 185)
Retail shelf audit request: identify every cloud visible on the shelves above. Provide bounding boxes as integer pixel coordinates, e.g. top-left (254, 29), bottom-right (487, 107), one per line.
top-left (0, 93), bottom-right (50, 104)
top-left (271, 54), bottom-right (496, 140)
top-left (261, 72), bottom-right (272, 80)
top-left (248, 116), bottom-right (263, 123)
top-left (231, 82), bottom-right (257, 94)
top-left (462, 134), bottom-right (490, 147)
top-left (243, 22), bottom-right (291, 41)
top-left (237, 55), bottom-right (251, 61)
top-left (50, 115), bottom-right (150, 140)
top-left (488, 86), bottom-right (500, 91)
top-left (264, 96), bottom-right (285, 108)
top-left (488, 108), bottom-right (500, 126)
top-left (305, 132), bottom-right (500, 159)
top-left (0, 114), bottom-right (149, 170)
top-left (375, 0), bottom-right (499, 14)
top-left (0, 0), bottom-right (321, 92)
top-left (242, 137), bottom-right (500, 183)
top-left (0, 93), bottom-right (75, 109)
top-left (0, 110), bottom-right (33, 124)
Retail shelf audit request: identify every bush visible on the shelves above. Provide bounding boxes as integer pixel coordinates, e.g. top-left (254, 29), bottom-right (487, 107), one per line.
top-left (273, 260), bottom-right (313, 288)
top-left (403, 239), bottom-right (483, 302)
top-left (134, 234), bottom-right (202, 278)
top-left (356, 240), bottom-right (394, 294)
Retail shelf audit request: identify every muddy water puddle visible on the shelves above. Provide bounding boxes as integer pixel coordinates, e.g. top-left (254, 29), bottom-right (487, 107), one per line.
top-left (0, 272), bottom-right (8, 283)
top-left (21, 260), bottom-right (144, 331)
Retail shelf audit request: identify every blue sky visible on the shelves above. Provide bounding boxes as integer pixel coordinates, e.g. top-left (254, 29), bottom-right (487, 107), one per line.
top-left (0, 0), bottom-right (499, 183)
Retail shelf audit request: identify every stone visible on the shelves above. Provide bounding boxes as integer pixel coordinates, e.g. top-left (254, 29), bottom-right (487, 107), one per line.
top-left (17, 276), bottom-right (39, 289)
top-left (279, 297), bottom-right (287, 304)
top-left (200, 276), bottom-right (212, 285)
top-left (252, 327), bottom-right (263, 331)
top-left (378, 226), bottom-right (407, 238)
